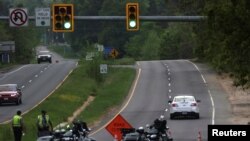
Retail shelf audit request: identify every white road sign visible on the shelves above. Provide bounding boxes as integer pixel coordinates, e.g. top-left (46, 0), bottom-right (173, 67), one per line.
top-left (35, 8), bottom-right (50, 26)
top-left (100, 64), bottom-right (108, 74)
top-left (9, 8), bottom-right (28, 27)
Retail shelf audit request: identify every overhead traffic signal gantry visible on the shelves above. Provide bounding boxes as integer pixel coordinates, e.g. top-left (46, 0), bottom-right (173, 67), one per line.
top-left (52, 4), bottom-right (74, 32)
top-left (126, 3), bottom-right (139, 31)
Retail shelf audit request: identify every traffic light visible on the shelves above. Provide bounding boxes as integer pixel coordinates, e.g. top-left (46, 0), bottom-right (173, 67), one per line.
top-left (52, 4), bottom-right (74, 32)
top-left (126, 3), bottom-right (139, 31)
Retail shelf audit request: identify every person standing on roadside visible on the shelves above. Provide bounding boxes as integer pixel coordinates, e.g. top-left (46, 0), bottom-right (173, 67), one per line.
top-left (37, 110), bottom-right (53, 137)
top-left (12, 110), bottom-right (25, 141)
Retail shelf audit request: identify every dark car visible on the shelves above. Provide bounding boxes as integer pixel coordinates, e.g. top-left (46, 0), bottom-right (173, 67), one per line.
top-left (0, 84), bottom-right (22, 105)
top-left (37, 51), bottom-right (52, 64)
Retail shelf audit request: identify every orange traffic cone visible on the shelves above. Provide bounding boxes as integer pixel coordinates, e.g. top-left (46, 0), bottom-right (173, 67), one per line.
top-left (197, 131), bottom-right (202, 141)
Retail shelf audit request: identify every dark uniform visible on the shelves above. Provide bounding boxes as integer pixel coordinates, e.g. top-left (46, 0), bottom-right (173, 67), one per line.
top-left (12, 110), bottom-right (24, 141)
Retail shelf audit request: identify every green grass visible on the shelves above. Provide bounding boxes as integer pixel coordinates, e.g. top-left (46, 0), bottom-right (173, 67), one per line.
top-left (0, 60), bottom-right (136, 141)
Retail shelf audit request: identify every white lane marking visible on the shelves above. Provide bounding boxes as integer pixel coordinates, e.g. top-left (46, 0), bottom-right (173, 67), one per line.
top-left (29, 80), bottom-right (32, 83)
top-left (168, 83), bottom-right (171, 87)
top-left (165, 108), bottom-right (168, 112)
top-left (169, 89), bottom-right (171, 93)
top-left (44, 67), bottom-right (47, 70)
top-left (187, 60), bottom-right (215, 125)
top-left (40, 71), bottom-right (43, 73)
top-left (0, 65), bottom-right (28, 81)
top-left (4, 65), bottom-right (28, 75)
top-left (35, 75), bottom-right (38, 78)
top-left (90, 62), bottom-right (142, 136)
top-left (168, 72), bottom-right (171, 75)
top-left (208, 90), bottom-right (215, 125)
top-left (168, 69), bottom-right (170, 72)
top-left (21, 85), bottom-right (25, 89)
top-left (168, 78), bottom-right (171, 81)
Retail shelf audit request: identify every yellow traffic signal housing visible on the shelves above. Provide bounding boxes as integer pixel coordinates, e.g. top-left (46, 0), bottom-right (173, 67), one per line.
top-left (126, 3), bottom-right (139, 31)
top-left (52, 4), bottom-right (74, 32)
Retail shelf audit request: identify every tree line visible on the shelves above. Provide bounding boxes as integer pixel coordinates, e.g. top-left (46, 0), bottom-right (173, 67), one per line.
top-left (0, 0), bottom-right (249, 87)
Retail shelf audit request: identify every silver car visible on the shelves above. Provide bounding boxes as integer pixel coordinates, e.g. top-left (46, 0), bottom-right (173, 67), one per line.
top-left (168, 95), bottom-right (200, 119)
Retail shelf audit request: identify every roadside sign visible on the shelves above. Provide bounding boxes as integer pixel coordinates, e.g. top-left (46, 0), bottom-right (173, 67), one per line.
top-left (110, 48), bottom-right (119, 58)
top-left (105, 114), bottom-right (133, 141)
top-left (85, 52), bottom-right (94, 61)
top-left (35, 8), bottom-right (50, 26)
top-left (9, 8), bottom-right (28, 27)
top-left (100, 64), bottom-right (108, 74)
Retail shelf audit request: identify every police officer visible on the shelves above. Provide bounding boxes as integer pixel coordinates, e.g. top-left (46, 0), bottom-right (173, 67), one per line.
top-left (37, 110), bottom-right (53, 136)
top-left (158, 115), bottom-right (167, 133)
top-left (12, 110), bottom-right (25, 141)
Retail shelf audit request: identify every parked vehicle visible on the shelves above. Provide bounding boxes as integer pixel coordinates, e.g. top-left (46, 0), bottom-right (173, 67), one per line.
top-left (37, 123), bottom-right (96, 141)
top-left (121, 125), bottom-right (173, 141)
top-left (0, 84), bottom-right (22, 105)
top-left (145, 124), bottom-right (173, 141)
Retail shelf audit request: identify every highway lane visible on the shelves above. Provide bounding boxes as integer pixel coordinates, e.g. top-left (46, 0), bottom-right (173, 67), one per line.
top-left (92, 60), bottom-right (212, 141)
top-left (0, 59), bottom-right (77, 123)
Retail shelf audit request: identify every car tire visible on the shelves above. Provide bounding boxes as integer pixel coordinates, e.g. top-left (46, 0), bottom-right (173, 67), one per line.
top-left (170, 114), bottom-right (174, 120)
top-left (195, 113), bottom-right (200, 119)
top-left (38, 60), bottom-right (40, 64)
top-left (16, 99), bottom-right (20, 105)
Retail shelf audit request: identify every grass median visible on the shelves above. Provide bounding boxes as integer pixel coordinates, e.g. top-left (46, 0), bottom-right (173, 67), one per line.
top-left (0, 59), bottom-right (136, 141)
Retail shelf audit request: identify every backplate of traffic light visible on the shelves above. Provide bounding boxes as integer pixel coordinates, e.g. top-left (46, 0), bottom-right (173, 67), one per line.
top-left (52, 4), bottom-right (74, 32)
top-left (126, 3), bottom-right (139, 31)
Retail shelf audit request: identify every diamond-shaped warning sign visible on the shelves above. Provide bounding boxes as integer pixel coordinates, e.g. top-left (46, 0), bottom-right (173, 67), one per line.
top-left (105, 114), bottom-right (133, 141)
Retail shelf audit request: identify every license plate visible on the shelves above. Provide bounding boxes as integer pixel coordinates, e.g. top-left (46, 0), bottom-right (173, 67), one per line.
top-left (4, 98), bottom-right (8, 100)
top-left (182, 112), bottom-right (187, 115)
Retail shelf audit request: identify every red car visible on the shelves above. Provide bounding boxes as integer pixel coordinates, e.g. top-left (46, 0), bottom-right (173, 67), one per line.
top-left (0, 84), bottom-right (22, 105)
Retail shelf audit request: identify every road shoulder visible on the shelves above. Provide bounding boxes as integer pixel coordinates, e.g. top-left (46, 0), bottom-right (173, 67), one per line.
top-left (193, 62), bottom-right (234, 124)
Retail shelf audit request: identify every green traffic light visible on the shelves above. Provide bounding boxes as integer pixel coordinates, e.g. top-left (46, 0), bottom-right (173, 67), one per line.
top-left (64, 22), bottom-right (71, 29)
top-left (129, 20), bottom-right (136, 28)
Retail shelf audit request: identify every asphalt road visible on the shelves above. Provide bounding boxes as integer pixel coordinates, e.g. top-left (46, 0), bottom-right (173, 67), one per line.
top-left (91, 60), bottom-right (216, 141)
top-left (0, 57), bottom-right (232, 140)
top-left (0, 46), bottom-right (77, 124)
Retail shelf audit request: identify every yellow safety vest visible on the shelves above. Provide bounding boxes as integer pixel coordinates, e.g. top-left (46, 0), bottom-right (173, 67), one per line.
top-left (12, 115), bottom-right (22, 127)
top-left (37, 115), bottom-right (50, 127)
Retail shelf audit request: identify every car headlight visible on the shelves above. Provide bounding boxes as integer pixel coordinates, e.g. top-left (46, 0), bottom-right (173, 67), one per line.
top-left (11, 93), bottom-right (17, 97)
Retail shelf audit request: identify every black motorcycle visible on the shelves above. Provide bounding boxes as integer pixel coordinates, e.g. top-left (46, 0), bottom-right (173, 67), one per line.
top-left (145, 124), bottom-right (173, 141)
top-left (37, 124), bottom-right (96, 141)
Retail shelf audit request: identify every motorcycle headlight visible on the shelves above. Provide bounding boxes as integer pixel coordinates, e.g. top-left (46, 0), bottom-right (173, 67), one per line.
top-left (150, 134), bottom-right (157, 138)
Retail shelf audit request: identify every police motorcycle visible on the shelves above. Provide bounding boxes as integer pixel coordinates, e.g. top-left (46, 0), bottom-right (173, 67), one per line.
top-left (121, 127), bottom-right (149, 141)
top-left (36, 120), bottom-right (96, 141)
top-left (145, 124), bottom-right (173, 141)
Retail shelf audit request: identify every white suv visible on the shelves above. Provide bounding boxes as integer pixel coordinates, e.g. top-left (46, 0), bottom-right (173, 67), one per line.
top-left (168, 95), bottom-right (200, 119)
top-left (37, 51), bottom-right (52, 64)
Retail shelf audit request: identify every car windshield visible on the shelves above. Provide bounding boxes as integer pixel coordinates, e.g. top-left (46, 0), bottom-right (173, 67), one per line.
top-left (174, 96), bottom-right (195, 102)
top-left (0, 85), bottom-right (17, 91)
top-left (38, 51), bottom-right (50, 55)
